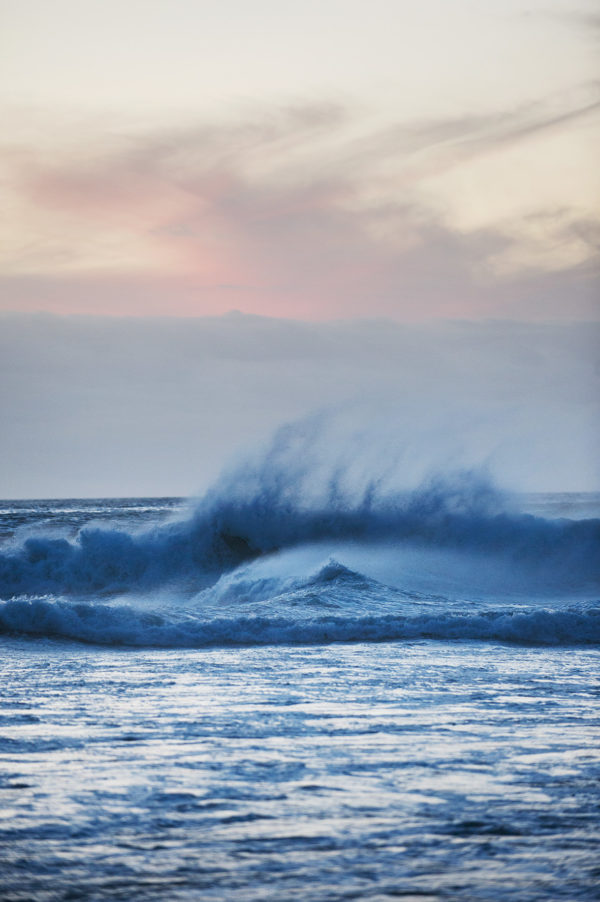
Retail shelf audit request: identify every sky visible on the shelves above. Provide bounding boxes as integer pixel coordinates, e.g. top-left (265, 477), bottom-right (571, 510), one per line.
top-left (1, 0), bottom-right (598, 320)
top-left (1, 313), bottom-right (598, 497)
top-left (0, 1), bottom-right (598, 497)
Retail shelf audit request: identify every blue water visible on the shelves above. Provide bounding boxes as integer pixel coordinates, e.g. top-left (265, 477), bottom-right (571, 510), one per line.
top-left (1, 479), bottom-right (599, 900)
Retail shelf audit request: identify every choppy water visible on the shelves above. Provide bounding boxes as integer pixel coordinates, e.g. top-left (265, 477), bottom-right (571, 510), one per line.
top-left (1, 481), bottom-right (599, 900)
top-left (1, 639), bottom-right (599, 901)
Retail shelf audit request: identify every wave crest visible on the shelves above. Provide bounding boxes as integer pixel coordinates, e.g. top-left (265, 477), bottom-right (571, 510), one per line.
top-left (1, 595), bottom-right (598, 648)
top-left (1, 470), bottom-right (599, 599)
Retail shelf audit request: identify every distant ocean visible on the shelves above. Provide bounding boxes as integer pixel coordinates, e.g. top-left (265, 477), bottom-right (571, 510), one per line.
top-left (1, 483), bottom-right (599, 900)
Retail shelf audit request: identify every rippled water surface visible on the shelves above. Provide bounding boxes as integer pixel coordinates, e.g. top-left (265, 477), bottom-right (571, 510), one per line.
top-left (1, 490), bottom-right (599, 899)
top-left (1, 638), bottom-right (599, 901)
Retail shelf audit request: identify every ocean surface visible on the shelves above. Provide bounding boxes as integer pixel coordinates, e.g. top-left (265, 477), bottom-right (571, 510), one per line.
top-left (1, 484), bottom-right (599, 900)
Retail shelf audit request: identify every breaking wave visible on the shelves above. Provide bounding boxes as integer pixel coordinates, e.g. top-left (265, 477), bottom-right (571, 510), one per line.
top-left (1, 422), bottom-right (598, 649)
top-left (0, 472), bottom-right (598, 600)
top-left (0, 550), bottom-right (599, 649)
top-left (3, 601), bottom-right (599, 648)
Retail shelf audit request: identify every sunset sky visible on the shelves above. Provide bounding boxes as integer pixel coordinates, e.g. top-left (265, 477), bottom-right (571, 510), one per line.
top-left (2, 0), bottom-right (599, 320)
top-left (1, 1), bottom-right (599, 497)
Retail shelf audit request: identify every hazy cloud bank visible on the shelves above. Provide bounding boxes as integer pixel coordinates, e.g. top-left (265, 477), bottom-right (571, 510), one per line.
top-left (1, 313), bottom-right (598, 498)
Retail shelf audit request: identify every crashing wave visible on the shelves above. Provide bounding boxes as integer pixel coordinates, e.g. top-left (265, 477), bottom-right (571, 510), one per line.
top-left (1, 594), bottom-right (598, 648)
top-left (1, 472), bottom-right (598, 599)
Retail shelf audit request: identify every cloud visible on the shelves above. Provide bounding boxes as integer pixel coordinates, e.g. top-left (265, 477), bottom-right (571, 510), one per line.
top-left (1, 313), bottom-right (598, 498)
top-left (343, 90), bottom-right (600, 176)
top-left (548, 11), bottom-right (600, 39)
top-left (1, 96), bottom-right (598, 319)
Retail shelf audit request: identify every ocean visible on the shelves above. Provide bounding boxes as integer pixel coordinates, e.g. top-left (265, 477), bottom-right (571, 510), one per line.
top-left (0, 481), bottom-right (599, 901)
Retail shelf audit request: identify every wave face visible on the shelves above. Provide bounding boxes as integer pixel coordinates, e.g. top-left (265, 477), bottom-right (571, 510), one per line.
top-left (0, 551), bottom-right (598, 647)
top-left (1, 479), bottom-right (598, 597)
top-left (1, 442), bottom-right (599, 648)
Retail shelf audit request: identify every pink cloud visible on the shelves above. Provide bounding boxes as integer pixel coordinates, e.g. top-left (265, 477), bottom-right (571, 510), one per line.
top-left (2, 100), bottom-right (599, 320)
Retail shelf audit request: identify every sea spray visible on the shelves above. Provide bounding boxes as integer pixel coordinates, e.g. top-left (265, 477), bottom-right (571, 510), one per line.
top-left (1, 422), bottom-right (598, 647)
top-left (1, 467), bottom-right (598, 600)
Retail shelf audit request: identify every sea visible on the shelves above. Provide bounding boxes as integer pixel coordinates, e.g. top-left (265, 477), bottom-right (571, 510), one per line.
top-left (1, 478), bottom-right (599, 901)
